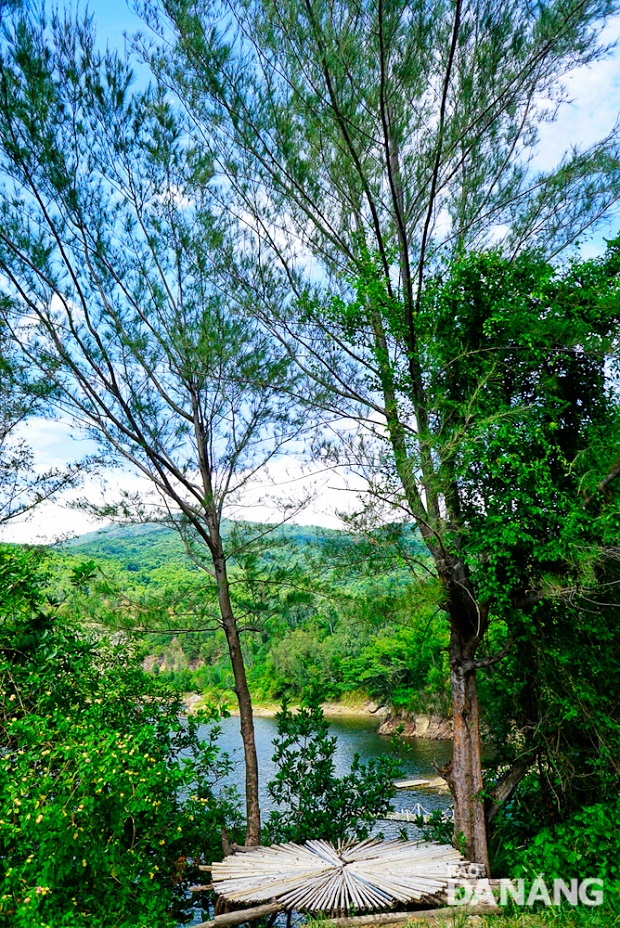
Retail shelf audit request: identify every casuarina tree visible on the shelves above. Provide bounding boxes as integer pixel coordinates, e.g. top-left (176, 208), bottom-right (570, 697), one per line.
top-left (0, 9), bottom-right (306, 844)
top-left (138, 0), bottom-right (620, 868)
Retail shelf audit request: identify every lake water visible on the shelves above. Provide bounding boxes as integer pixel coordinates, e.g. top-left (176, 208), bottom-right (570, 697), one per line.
top-left (204, 713), bottom-right (454, 837)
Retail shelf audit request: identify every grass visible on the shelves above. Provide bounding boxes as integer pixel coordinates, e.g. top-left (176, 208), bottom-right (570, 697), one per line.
top-left (304, 906), bottom-right (620, 928)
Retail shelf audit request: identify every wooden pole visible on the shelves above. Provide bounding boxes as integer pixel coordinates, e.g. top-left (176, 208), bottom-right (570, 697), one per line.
top-left (193, 902), bottom-right (283, 928)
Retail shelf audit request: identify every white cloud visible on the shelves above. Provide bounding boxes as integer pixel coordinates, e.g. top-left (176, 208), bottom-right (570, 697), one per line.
top-left (225, 457), bottom-right (368, 530)
top-left (534, 17), bottom-right (620, 173)
top-left (0, 417), bottom-right (367, 545)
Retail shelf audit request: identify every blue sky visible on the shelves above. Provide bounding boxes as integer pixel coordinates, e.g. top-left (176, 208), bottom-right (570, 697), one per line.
top-left (2, 2), bottom-right (620, 543)
top-left (64, 0), bottom-right (143, 47)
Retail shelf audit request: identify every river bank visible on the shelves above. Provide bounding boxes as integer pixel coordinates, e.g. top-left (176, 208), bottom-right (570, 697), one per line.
top-left (182, 694), bottom-right (388, 718)
top-left (183, 694), bottom-right (453, 739)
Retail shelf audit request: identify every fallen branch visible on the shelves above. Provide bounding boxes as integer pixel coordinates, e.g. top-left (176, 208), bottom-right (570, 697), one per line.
top-left (193, 901), bottom-right (283, 928)
top-left (485, 755), bottom-right (534, 825)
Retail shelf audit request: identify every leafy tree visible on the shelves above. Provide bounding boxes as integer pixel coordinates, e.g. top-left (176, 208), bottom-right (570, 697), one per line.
top-left (0, 544), bottom-right (239, 927)
top-left (141, 0), bottom-right (620, 868)
top-left (482, 570), bottom-right (620, 847)
top-left (266, 696), bottom-right (401, 844)
top-left (0, 9), bottom-right (307, 844)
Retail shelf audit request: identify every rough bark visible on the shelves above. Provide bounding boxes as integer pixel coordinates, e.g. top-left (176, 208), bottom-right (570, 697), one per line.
top-left (379, 375), bottom-right (490, 866)
top-left (438, 566), bottom-right (490, 873)
top-left (447, 639), bottom-right (489, 873)
top-left (213, 549), bottom-right (261, 846)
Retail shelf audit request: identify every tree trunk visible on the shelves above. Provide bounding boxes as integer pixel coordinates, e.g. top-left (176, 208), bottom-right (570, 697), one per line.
top-left (213, 551), bottom-right (261, 846)
top-left (444, 611), bottom-right (489, 874)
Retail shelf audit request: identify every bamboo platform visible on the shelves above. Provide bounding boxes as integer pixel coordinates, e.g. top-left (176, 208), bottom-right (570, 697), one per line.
top-left (211, 838), bottom-right (466, 914)
top-left (393, 778), bottom-right (449, 791)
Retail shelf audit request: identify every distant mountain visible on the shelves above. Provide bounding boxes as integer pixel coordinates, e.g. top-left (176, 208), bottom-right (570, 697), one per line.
top-left (55, 520), bottom-right (439, 712)
top-left (60, 520), bottom-right (346, 577)
top-left (62, 523), bottom-right (197, 576)
top-left (60, 519), bottom-right (425, 580)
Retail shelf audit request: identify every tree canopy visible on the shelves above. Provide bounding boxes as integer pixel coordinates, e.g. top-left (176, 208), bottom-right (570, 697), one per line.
top-left (0, 8), bottom-right (310, 844)
top-left (1, 0), bottom-right (620, 873)
top-left (138, 0), bottom-right (620, 867)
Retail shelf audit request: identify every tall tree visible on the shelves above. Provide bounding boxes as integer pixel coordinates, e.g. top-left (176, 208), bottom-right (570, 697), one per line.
top-left (0, 10), bottom-right (304, 844)
top-left (139, 0), bottom-right (620, 867)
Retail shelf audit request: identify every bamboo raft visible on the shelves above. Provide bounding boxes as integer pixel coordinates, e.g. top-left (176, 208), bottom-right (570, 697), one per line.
top-left (211, 838), bottom-right (465, 913)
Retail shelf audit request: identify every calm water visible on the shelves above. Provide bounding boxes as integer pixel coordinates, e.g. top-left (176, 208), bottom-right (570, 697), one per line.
top-left (203, 713), bottom-right (454, 836)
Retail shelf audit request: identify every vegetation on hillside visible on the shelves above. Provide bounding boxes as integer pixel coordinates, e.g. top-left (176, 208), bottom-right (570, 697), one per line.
top-left (58, 521), bottom-right (450, 716)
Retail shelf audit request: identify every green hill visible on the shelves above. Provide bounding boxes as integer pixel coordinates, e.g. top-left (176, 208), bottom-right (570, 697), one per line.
top-left (60, 519), bottom-right (350, 581)
top-left (62, 519), bottom-right (424, 570)
top-left (54, 519), bottom-right (444, 712)
top-left (64, 523), bottom-right (198, 574)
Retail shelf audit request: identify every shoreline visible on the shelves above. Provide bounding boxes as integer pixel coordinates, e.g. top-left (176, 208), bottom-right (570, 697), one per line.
top-left (183, 694), bottom-right (453, 739)
top-left (250, 700), bottom-right (390, 719)
top-left (183, 694), bottom-right (389, 719)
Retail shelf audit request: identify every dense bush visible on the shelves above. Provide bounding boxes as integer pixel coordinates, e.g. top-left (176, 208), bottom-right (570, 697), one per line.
top-left (0, 546), bottom-right (239, 928)
top-left (493, 789), bottom-right (620, 887)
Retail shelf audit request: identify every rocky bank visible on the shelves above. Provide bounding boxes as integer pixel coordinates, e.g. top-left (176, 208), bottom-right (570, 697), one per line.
top-left (182, 695), bottom-right (453, 739)
top-left (377, 712), bottom-right (453, 740)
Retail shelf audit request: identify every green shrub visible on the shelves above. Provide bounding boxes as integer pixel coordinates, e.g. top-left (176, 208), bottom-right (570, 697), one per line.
top-left (0, 546), bottom-right (239, 928)
top-left (265, 695), bottom-right (401, 844)
top-left (509, 799), bottom-right (620, 885)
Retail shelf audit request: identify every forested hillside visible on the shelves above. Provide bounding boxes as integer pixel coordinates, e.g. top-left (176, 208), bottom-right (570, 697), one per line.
top-left (60, 521), bottom-right (450, 714)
